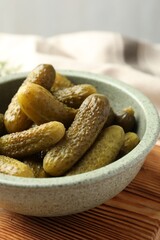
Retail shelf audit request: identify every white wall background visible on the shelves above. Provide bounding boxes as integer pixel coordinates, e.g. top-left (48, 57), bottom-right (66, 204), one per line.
top-left (0, 0), bottom-right (160, 43)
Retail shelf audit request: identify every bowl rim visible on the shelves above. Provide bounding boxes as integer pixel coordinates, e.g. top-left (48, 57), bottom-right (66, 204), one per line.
top-left (0, 70), bottom-right (159, 188)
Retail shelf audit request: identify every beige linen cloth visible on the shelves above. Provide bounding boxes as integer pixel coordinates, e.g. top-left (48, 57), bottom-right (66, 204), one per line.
top-left (0, 31), bottom-right (160, 117)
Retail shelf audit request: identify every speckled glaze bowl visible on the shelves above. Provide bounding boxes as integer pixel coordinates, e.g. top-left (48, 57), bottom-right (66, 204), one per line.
top-left (0, 71), bottom-right (159, 217)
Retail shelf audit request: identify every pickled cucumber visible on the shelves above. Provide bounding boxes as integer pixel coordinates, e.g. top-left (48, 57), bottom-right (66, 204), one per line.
top-left (17, 82), bottom-right (77, 127)
top-left (104, 107), bottom-right (116, 127)
top-left (67, 125), bottom-right (125, 175)
top-left (25, 64), bottom-right (56, 89)
top-left (43, 93), bottom-right (110, 176)
top-left (23, 157), bottom-right (49, 178)
top-left (0, 155), bottom-right (34, 177)
top-left (4, 64), bottom-right (55, 133)
top-left (115, 107), bottom-right (136, 132)
top-left (51, 72), bottom-right (73, 92)
top-left (120, 132), bottom-right (140, 156)
top-left (53, 84), bottom-right (97, 108)
top-left (0, 121), bottom-right (65, 158)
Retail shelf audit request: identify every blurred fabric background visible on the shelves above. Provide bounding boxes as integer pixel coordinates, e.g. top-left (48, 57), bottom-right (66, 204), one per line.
top-left (0, 0), bottom-right (159, 43)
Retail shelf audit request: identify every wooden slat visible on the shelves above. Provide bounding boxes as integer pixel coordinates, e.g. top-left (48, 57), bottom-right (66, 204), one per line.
top-left (0, 144), bottom-right (160, 240)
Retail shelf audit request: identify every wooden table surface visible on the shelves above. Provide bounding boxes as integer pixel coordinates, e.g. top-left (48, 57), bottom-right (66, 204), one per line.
top-left (0, 141), bottom-right (160, 240)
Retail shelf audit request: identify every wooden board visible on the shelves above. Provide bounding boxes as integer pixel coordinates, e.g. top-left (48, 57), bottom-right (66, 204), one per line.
top-left (0, 142), bottom-right (160, 240)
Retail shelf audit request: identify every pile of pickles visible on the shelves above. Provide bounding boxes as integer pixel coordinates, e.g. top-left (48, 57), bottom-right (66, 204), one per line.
top-left (0, 64), bottom-right (140, 178)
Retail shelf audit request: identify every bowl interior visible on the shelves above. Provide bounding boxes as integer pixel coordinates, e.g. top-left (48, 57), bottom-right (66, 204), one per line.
top-left (0, 71), bottom-right (159, 186)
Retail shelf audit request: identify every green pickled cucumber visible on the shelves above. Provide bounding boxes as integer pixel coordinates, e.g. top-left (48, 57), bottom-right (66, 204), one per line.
top-left (120, 132), bottom-right (140, 156)
top-left (43, 93), bottom-right (110, 176)
top-left (51, 72), bottom-right (73, 92)
top-left (53, 84), bottom-right (97, 108)
top-left (104, 107), bottom-right (116, 127)
top-left (4, 64), bottom-right (55, 133)
top-left (25, 64), bottom-right (56, 89)
top-left (17, 82), bottom-right (77, 127)
top-left (4, 95), bottom-right (33, 133)
top-left (115, 106), bottom-right (136, 132)
top-left (0, 121), bottom-right (65, 158)
top-left (23, 157), bottom-right (49, 178)
top-left (0, 155), bottom-right (34, 177)
top-left (67, 125), bottom-right (125, 175)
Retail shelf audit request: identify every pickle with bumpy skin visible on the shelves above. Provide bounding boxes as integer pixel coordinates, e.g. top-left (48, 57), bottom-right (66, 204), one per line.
top-left (104, 107), bottom-right (116, 127)
top-left (0, 155), bottom-right (34, 177)
top-left (115, 107), bottom-right (136, 132)
top-left (51, 72), bottom-right (73, 92)
top-left (53, 84), bottom-right (97, 108)
top-left (119, 132), bottom-right (140, 156)
top-left (43, 93), bottom-right (110, 176)
top-left (4, 64), bottom-right (56, 133)
top-left (4, 95), bottom-right (32, 133)
top-left (0, 121), bottom-right (65, 158)
top-left (17, 82), bottom-right (77, 127)
top-left (66, 125), bottom-right (125, 175)
top-left (23, 157), bottom-right (49, 178)
top-left (25, 64), bottom-right (56, 90)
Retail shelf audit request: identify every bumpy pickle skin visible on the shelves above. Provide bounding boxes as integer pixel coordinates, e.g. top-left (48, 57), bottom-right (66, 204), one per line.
top-left (53, 84), bottom-right (97, 108)
top-left (4, 64), bottom-right (56, 133)
top-left (0, 121), bottom-right (65, 158)
top-left (4, 95), bottom-right (32, 133)
top-left (23, 157), bottom-right (49, 178)
top-left (104, 107), bottom-right (116, 127)
top-left (25, 64), bottom-right (56, 90)
top-left (119, 132), bottom-right (140, 156)
top-left (66, 125), bottom-right (125, 175)
top-left (51, 72), bottom-right (73, 92)
top-left (43, 93), bottom-right (110, 176)
top-left (17, 82), bottom-right (77, 127)
top-left (0, 155), bottom-right (34, 177)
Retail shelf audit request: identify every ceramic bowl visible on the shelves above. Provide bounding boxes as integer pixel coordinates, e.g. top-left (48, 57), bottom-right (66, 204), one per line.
top-left (0, 71), bottom-right (159, 217)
